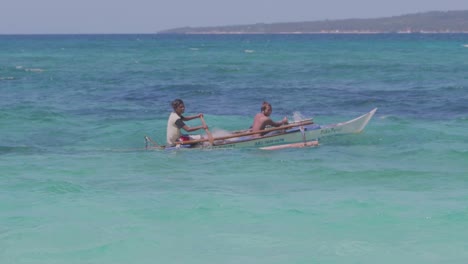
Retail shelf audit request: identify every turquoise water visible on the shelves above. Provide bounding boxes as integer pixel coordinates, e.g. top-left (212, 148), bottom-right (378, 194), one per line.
top-left (1, 34), bottom-right (468, 263)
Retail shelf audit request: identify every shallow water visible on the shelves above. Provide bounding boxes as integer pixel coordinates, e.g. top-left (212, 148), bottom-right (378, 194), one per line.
top-left (1, 34), bottom-right (468, 263)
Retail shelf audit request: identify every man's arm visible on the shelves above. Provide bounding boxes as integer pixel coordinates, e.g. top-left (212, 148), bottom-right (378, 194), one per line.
top-left (182, 124), bottom-right (206, 132)
top-left (180, 113), bottom-right (207, 132)
top-left (182, 113), bottom-right (203, 121)
top-left (267, 117), bottom-right (288, 128)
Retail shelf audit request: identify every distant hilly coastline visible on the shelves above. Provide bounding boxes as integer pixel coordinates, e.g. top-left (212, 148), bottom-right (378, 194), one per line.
top-left (159, 10), bottom-right (468, 34)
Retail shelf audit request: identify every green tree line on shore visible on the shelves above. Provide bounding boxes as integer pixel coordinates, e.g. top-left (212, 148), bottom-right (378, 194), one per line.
top-left (159, 10), bottom-right (468, 34)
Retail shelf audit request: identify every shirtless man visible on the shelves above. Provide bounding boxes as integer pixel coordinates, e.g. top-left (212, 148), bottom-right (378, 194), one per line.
top-left (166, 99), bottom-right (207, 146)
top-left (251, 101), bottom-right (288, 136)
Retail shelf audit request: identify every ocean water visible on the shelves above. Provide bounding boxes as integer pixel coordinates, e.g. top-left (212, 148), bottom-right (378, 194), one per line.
top-left (1, 34), bottom-right (468, 263)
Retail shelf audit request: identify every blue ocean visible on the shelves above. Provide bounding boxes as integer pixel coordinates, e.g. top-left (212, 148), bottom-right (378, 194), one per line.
top-left (1, 34), bottom-right (467, 263)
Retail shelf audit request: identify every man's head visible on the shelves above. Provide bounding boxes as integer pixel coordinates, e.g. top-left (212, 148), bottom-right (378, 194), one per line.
top-left (261, 101), bottom-right (272, 116)
top-left (171, 99), bottom-right (185, 114)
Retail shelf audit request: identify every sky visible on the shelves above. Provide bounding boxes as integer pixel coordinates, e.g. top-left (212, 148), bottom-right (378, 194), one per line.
top-left (1, 0), bottom-right (468, 34)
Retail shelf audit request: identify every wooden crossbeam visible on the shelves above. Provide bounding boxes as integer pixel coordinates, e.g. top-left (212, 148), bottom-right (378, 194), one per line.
top-left (178, 120), bottom-right (313, 146)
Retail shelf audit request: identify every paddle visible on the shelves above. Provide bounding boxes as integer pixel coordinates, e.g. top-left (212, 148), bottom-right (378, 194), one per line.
top-left (200, 116), bottom-right (214, 146)
top-left (230, 118), bottom-right (313, 134)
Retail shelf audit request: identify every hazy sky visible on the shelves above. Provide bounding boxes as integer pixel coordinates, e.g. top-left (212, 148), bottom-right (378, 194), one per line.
top-left (1, 0), bottom-right (467, 34)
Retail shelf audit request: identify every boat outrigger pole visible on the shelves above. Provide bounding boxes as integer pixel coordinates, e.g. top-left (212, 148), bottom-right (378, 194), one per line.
top-left (145, 136), bottom-right (163, 150)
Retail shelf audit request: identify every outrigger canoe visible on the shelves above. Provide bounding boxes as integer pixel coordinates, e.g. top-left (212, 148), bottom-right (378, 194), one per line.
top-left (145, 108), bottom-right (377, 150)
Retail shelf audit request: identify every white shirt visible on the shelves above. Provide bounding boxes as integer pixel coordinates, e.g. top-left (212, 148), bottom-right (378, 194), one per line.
top-left (166, 112), bottom-right (185, 146)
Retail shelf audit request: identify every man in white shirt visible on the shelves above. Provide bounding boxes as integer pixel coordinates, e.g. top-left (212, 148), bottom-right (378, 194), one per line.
top-left (166, 99), bottom-right (207, 146)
